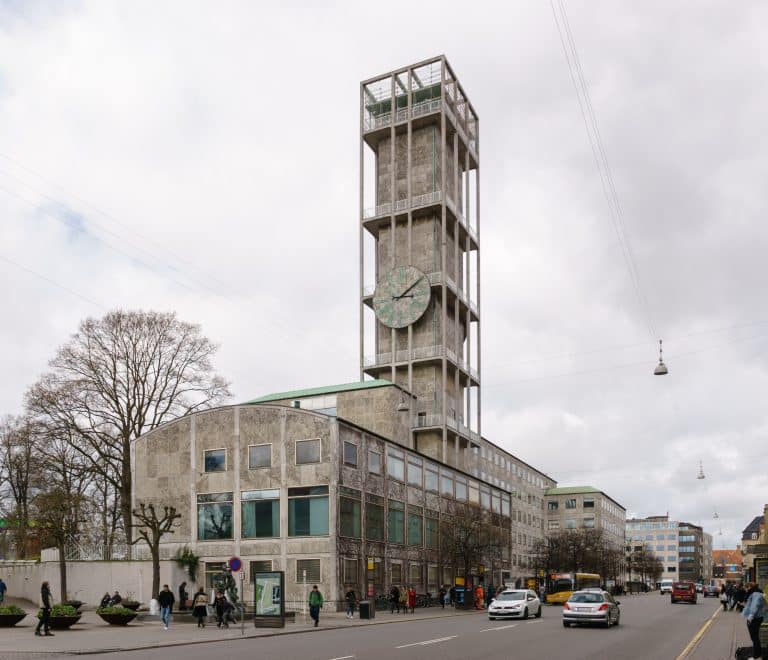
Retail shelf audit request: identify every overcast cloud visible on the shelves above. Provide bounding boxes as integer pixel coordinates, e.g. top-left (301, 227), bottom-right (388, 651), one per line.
top-left (1, 1), bottom-right (766, 548)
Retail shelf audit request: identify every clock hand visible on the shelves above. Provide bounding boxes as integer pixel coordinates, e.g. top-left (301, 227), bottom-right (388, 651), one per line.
top-left (396, 278), bottom-right (421, 298)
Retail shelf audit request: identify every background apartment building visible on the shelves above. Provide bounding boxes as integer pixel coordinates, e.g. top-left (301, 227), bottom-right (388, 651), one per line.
top-left (626, 515), bottom-right (712, 583)
top-left (544, 486), bottom-right (626, 549)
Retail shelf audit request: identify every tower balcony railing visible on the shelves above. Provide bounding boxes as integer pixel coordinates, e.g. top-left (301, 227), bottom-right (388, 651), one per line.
top-left (363, 98), bottom-right (442, 133)
top-left (414, 413), bottom-right (443, 428)
top-left (363, 191), bottom-right (441, 220)
top-left (364, 344), bottom-right (477, 370)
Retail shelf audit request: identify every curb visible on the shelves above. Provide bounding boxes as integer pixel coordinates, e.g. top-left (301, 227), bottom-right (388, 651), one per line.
top-left (30, 609), bottom-right (487, 656)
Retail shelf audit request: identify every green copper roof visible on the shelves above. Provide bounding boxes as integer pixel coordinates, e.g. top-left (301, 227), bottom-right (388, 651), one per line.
top-left (544, 486), bottom-right (601, 496)
top-left (244, 379), bottom-right (396, 404)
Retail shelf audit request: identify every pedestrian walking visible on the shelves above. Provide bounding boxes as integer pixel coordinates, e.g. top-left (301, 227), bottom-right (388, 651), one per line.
top-left (34, 581), bottom-right (54, 637)
top-left (399, 587), bottom-right (407, 614)
top-left (192, 588), bottom-right (209, 628)
top-left (449, 585), bottom-right (456, 607)
top-left (0, 577), bottom-right (6, 604)
top-left (178, 582), bottom-right (188, 610)
top-left (438, 586), bottom-right (447, 610)
top-left (157, 584), bottom-right (175, 630)
top-left (742, 583), bottom-right (765, 660)
top-left (486, 585), bottom-right (495, 607)
top-left (344, 587), bottom-right (356, 619)
top-left (407, 586), bottom-right (416, 614)
top-left (734, 583), bottom-right (747, 612)
top-left (720, 585), bottom-right (729, 611)
top-left (389, 585), bottom-right (400, 614)
top-left (213, 591), bottom-right (229, 628)
top-left (308, 585), bottom-right (323, 627)
top-left (726, 583), bottom-right (735, 610)
top-left (475, 584), bottom-right (484, 610)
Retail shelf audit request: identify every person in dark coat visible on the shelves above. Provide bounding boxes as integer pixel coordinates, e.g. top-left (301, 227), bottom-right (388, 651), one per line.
top-left (192, 588), bottom-right (209, 628)
top-left (213, 592), bottom-right (229, 628)
top-left (34, 581), bottom-right (54, 637)
top-left (109, 590), bottom-right (122, 606)
top-left (157, 584), bottom-right (175, 630)
top-left (733, 584), bottom-right (747, 612)
top-left (178, 582), bottom-right (188, 610)
top-left (438, 586), bottom-right (447, 609)
top-left (99, 592), bottom-right (111, 609)
top-left (449, 586), bottom-right (456, 607)
top-left (389, 585), bottom-right (400, 614)
top-left (344, 587), bottom-right (356, 619)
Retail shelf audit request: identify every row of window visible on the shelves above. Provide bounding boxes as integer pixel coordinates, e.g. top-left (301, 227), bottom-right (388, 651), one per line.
top-left (203, 439), bottom-right (321, 473)
top-left (548, 497), bottom-right (595, 511)
top-left (547, 517), bottom-right (595, 530)
top-left (197, 487), bottom-right (328, 540)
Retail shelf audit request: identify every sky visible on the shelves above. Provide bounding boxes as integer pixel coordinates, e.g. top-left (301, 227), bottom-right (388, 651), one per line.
top-left (1, 0), bottom-right (766, 549)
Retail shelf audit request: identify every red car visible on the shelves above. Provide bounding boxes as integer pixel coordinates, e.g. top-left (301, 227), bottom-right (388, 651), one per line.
top-left (671, 582), bottom-right (697, 604)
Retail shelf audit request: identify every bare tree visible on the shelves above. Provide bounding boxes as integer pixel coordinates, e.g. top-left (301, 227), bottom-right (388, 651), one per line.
top-left (441, 503), bottom-right (507, 601)
top-left (131, 503), bottom-right (181, 599)
top-left (0, 416), bottom-right (44, 559)
top-left (26, 310), bottom-right (231, 544)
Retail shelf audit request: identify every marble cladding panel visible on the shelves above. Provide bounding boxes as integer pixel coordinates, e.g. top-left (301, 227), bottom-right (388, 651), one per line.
top-left (240, 541), bottom-right (281, 555)
top-left (195, 408), bottom-right (236, 494)
top-left (407, 488), bottom-right (425, 507)
top-left (239, 407), bottom-right (283, 488)
top-left (133, 417), bottom-right (192, 538)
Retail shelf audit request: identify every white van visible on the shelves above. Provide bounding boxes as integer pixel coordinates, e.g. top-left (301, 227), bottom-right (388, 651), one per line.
top-left (660, 579), bottom-right (673, 594)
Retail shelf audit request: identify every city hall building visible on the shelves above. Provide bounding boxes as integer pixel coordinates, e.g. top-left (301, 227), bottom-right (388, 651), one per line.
top-left (133, 56), bottom-right (556, 607)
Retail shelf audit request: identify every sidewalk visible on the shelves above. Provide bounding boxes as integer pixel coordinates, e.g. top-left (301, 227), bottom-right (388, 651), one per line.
top-left (682, 605), bottom-right (757, 660)
top-left (0, 597), bottom-right (486, 657)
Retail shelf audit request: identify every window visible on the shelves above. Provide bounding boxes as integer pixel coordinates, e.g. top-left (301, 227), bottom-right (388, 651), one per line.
top-left (501, 494), bottom-right (511, 517)
top-left (241, 489), bottom-right (280, 538)
top-left (343, 442), bottom-right (358, 467)
top-left (480, 486), bottom-right (490, 510)
top-left (296, 439), bottom-right (321, 464)
top-left (407, 457), bottom-right (423, 487)
top-left (409, 563), bottom-right (421, 585)
top-left (668, 566), bottom-right (676, 573)
top-left (288, 486), bottom-right (329, 536)
top-left (428, 565), bottom-right (438, 589)
top-left (667, 545), bottom-right (677, 551)
top-left (343, 558), bottom-right (358, 585)
top-left (468, 480), bottom-right (480, 505)
top-left (426, 516), bottom-right (439, 549)
top-left (583, 517), bottom-right (595, 528)
top-left (368, 450), bottom-right (382, 474)
top-left (583, 498), bottom-right (595, 508)
top-left (365, 495), bottom-right (385, 541)
top-left (248, 444), bottom-right (271, 469)
top-left (455, 476), bottom-right (468, 501)
top-left (197, 492), bottom-right (233, 540)
top-left (296, 559), bottom-right (321, 583)
top-left (440, 470), bottom-right (454, 497)
top-left (565, 518), bottom-right (576, 529)
top-left (442, 566), bottom-right (452, 587)
top-left (656, 545), bottom-right (665, 551)
top-left (250, 560), bottom-right (272, 576)
top-left (388, 500), bottom-right (405, 544)
top-left (425, 464), bottom-right (439, 491)
top-left (407, 508), bottom-right (423, 546)
top-left (204, 449), bottom-right (226, 472)
top-left (565, 498), bottom-right (576, 509)
top-left (548, 501), bottom-right (558, 511)
top-left (387, 448), bottom-right (405, 481)
top-left (491, 490), bottom-right (501, 513)
top-left (548, 520), bottom-right (560, 531)
top-left (339, 487), bottom-right (361, 538)
top-left (391, 563), bottom-right (402, 584)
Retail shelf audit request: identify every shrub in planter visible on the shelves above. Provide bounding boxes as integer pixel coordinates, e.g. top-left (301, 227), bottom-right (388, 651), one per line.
top-left (62, 600), bottom-right (84, 612)
top-left (38, 604), bottom-right (81, 629)
top-left (0, 605), bottom-right (27, 627)
top-left (121, 600), bottom-right (141, 611)
top-left (96, 606), bottom-right (138, 626)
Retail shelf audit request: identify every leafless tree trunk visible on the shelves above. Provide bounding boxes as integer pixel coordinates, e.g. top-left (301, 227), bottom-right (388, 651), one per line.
top-left (26, 310), bottom-right (231, 544)
top-left (131, 503), bottom-right (181, 599)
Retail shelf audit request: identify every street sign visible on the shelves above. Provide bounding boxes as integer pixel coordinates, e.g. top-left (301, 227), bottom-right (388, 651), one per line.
top-left (229, 556), bottom-right (242, 572)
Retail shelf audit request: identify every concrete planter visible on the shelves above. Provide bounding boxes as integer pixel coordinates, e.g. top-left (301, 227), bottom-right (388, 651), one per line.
top-left (97, 611), bottom-right (138, 626)
top-left (0, 613), bottom-right (27, 627)
top-left (48, 615), bottom-right (82, 630)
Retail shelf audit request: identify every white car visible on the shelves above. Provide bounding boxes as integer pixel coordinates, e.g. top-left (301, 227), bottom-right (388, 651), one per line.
top-left (488, 589), bottom-right (542, 620)
top-left (660, 579), bottom-right (673, 595)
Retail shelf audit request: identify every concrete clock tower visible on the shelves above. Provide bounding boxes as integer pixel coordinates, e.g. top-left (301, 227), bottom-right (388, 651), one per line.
top-left (359, 56), bottom-right (481, 467)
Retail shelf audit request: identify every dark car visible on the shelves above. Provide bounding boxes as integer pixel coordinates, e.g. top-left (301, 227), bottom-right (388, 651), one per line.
top-left (671, 581), bottom-right (697, 604)
top-left (703, 585), bottom-right (719, 598)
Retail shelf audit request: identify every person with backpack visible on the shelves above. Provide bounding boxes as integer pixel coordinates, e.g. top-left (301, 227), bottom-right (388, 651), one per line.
top-left (308, 585), bottom-right (323, 627)
top-left (192, 588), bottom-right (209, 628)
top-left (742, 583), bottom-right (765, 660)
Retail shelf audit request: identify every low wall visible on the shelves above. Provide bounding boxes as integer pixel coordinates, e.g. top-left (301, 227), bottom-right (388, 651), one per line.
top-left (0, 558), bottom-right (189, 608)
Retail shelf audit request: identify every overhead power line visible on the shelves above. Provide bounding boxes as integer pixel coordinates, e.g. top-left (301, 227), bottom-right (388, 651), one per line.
top-left (550, 0), bottom-right (659, 342)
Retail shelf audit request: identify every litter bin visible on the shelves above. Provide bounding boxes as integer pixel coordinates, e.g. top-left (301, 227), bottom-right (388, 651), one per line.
top-left (359, 600), bottom-right (375, 619)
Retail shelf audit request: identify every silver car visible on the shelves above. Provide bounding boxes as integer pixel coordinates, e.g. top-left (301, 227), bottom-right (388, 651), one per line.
top-left (562, 590), bottom-right (621, 628)
top-left (488, 589), bottom-right (542, 620)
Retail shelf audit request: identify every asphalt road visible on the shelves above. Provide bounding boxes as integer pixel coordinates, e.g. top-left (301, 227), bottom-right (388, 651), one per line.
top-left (76, 595), bottom-right (721, 660)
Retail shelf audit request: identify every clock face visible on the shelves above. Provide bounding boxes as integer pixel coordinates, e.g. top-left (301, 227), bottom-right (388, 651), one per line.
top-left (373, 265), bottom-right (431, 329)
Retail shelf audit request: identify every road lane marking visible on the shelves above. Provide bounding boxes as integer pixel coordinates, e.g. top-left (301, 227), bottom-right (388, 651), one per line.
top-left (396, 635), bottom-right (457, 648)
top-left (480, 624), bottom-right (518, 632)
top-left (329, 656), bottom-right (354, 660)
top-left (675, 607), bottom-right (721, 660)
